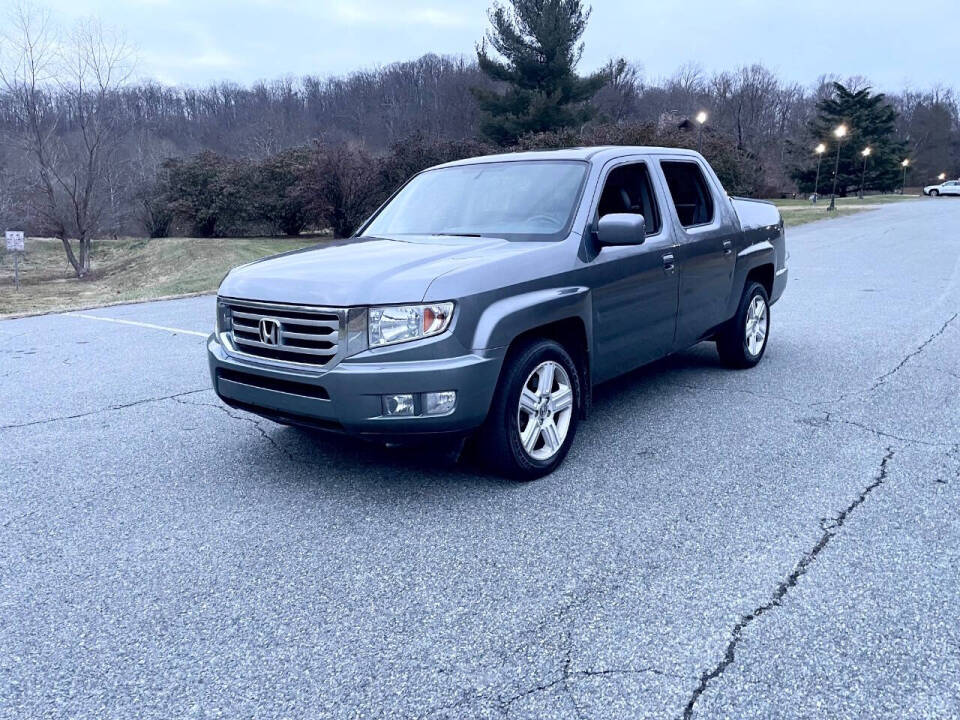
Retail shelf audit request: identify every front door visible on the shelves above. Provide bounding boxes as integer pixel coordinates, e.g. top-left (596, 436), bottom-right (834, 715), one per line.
top-left (583, 160), bottom-right (680, 383)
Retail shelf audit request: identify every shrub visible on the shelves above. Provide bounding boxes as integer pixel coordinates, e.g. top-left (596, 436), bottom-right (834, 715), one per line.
top-left (161, 152), bottom-right (254, 237)
top-left (378, 133), bottom-right (497, 191)
top-left (298, 143), bottom-right (383, 238)
top-left (517, 123), bottom-right (765, 197)
top-left (253, 148), bottom-right (315, 236)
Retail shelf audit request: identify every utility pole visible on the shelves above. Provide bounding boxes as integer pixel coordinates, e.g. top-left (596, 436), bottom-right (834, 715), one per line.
top-left (858, 147), bottom-right (871, 200)
top-left (812, 143), bottom-right (826, 204)
top-left (828, 124), bottom-right (848, 212)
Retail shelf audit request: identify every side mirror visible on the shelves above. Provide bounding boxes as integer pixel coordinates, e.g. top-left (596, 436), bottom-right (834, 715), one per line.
top-left (596, 213), bottom-right (646, 246)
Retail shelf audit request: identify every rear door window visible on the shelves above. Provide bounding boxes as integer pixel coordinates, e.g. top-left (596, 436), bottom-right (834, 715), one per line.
top-left (660, 161), bottom-right (715, 228)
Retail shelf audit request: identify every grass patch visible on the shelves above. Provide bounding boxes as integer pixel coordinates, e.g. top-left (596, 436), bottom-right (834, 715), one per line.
top-left (771, 194), bottom-right (919, 227)
top-left (0, 236), bottom-right (320, 317)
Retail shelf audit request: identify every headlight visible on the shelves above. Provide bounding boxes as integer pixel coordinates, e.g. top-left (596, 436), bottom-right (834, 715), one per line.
top-left (216, 299), bottom-right (232, 335)
top-left (368, 302), bottom-right (454, 348)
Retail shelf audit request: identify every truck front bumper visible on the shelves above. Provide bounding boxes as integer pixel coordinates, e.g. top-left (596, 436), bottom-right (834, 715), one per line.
top-left (206, 335), bottom-right (504, 437)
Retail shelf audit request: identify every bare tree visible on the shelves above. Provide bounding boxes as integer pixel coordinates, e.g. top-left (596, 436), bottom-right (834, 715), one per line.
top-left (0, 162), bottom-right (14, 231)
top-left (594, 59), bottom-right (642, 124)
top-left (0, 3), bottom-right (956, 219)
top-left (0, 3), bottom-right (133, 277)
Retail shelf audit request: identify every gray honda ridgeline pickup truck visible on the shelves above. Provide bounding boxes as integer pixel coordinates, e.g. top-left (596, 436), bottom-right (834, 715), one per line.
top-left (209, 147), bottom-right (787, 480)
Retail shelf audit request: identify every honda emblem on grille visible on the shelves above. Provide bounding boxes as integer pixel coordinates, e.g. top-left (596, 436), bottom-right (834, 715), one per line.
top-left (258, 318), bottom-right (281, 346)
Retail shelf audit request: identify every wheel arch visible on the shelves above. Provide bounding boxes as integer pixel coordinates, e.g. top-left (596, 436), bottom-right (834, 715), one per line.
top-left (727, 243), bottom-right (776, 319)
top-left (472, 287), bottom-right (593, 417)
top-left (745, 263), bottom-right (774, 298)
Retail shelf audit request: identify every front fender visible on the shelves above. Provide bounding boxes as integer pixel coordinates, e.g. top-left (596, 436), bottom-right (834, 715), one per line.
top-left (471, 286), bottom-right (593, 354)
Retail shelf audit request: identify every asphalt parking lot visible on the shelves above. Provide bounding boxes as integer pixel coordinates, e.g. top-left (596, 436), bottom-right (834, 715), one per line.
top-left (2, 198), bottom-right (959, 719)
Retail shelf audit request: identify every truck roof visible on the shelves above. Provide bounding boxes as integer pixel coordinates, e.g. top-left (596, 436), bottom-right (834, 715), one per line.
top-left (434, 146), bottom-right (704, 169)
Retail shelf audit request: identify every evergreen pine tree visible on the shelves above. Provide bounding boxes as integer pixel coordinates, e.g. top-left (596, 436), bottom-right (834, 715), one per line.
top-left (793, 83), bottom-right (907, 195)
top-left (472, 0), bottom-right (608, 145)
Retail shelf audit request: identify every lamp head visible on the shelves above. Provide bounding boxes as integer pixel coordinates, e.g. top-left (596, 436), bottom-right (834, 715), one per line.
top-left (695, 111), bottom-right (708, 125)
top-left (815, 143), bottom-right (826, 155)
top-left (834, 124), bottom-right (848, 139)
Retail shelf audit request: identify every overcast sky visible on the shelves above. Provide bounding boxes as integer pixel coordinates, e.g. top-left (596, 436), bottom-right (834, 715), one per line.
top-left (42, 0), bottom-right (954, 91)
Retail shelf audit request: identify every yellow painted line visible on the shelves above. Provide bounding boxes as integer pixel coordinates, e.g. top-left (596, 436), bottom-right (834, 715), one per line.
top-left (70, 313), bottom-right (208, 338)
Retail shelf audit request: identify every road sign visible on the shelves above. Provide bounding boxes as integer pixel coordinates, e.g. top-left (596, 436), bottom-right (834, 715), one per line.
top-left (5, 231), bottom-right (24, 252)
top-left (5, 230), bottom-right (24, 290)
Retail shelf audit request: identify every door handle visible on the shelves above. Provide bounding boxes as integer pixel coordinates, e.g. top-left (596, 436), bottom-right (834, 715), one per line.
top-left (722, 240), bottom-right (733, 255)
top-left (662, 253), bottom-right (676, 273)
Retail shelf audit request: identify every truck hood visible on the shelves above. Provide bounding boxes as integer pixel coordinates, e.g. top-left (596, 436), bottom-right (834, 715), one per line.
top-left (219, 234), bottom-right (547, 306)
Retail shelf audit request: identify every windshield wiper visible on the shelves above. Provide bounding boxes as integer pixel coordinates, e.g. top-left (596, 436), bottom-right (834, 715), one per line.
top-left (430, 232), bottom-right (483, 238)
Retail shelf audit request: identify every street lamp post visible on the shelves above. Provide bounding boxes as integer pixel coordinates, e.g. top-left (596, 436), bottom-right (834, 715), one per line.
top-left (696, 111), bottom-right (708, 153)
top-left (858, 147), bottom-right (871, 199)
top-left (827, 124), bottom-right (848, 211)
top-left (901, 158), bottom-right (910, 194)
top-left (812, 143), bottom-right (826, 204)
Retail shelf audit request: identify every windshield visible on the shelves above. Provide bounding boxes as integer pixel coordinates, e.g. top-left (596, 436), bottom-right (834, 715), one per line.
top-left (362, 160), bottom-right (588, 241)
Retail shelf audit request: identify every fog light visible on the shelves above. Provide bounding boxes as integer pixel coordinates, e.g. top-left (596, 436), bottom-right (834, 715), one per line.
top-left (423, 390), bottom-right (457, 416)
top-left (382, 393), bottom-right (415, 416)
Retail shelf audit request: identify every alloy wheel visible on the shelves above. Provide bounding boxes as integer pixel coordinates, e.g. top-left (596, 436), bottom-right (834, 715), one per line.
top-left (517, 361), bottom-right (574, 461)
top-left (745, 295), bottom-right (769, 357)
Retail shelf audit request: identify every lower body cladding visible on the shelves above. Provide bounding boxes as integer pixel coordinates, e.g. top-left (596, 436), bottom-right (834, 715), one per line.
top-left (207, 336), bottom-right (505, 438)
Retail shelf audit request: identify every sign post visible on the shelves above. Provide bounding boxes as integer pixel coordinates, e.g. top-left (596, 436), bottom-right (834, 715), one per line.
top-left (5, 231), bottom-right (25, 290)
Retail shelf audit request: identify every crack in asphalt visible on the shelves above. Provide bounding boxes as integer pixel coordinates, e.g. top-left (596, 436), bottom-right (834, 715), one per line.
top-left (924, 365), bottom-right (960, 382)
top-left (947, 445), bottom-right (960, 483)
top-left (499, 667), bottom-right (678, 718)
top-left (814, 311), bottom-right (959, 406)
top-left (669, 381), bottom-right (804, 406)
top-left (414, 591), bottom-right (688, 719)
top-left (870, 313), bottom-right (958, 390)
top-left (0, 388), bottom-right (209, 431)
top-left (679, 447), bottom-right (896, 720)
top-left (820, 412), bottom-right (953, 448)
top-left (172, 395), bottom-right (299, 463)
top-left (419, 662), bottom-right (684, 719)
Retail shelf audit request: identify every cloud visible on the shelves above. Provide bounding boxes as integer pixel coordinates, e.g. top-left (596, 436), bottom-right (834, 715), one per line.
top-left (410, 7), bottom-right (467, 27)
top-left (329, 1), bottom-right (468, 27)
top-left (139, 21), bottom-right (246, 74)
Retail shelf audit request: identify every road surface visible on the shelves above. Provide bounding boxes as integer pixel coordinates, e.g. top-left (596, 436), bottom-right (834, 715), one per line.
top-left (2, 199), bottom-right (959, 719)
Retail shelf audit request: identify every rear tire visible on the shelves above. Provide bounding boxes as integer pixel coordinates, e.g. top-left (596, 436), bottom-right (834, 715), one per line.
top-left (716, 282), bottom-right (770, 369)
top-left (477, 338), bottom-right (582, 481)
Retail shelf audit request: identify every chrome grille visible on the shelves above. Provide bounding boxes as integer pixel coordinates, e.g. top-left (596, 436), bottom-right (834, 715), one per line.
top-left (223, 299), bottom-right (343, 368)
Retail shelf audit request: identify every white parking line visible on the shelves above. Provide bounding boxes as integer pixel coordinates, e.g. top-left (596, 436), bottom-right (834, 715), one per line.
top-left (69, 313), bottom-right (208, 337)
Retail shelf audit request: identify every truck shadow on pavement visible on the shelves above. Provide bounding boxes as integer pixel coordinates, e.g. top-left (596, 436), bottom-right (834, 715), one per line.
top-left (256, 343), bottom-right (727, 484)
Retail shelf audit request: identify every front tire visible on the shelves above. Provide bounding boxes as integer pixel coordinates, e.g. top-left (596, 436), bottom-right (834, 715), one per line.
top-left (477, 339), bottom-right (581, 481)
top-left (716, 282), bottom-right (770, 369)
top-left (930, 189), bottom-right (939, 197)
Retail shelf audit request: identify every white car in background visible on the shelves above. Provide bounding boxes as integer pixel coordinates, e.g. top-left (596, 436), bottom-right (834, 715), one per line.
top-left (923, 180), bottom-right (960, 196)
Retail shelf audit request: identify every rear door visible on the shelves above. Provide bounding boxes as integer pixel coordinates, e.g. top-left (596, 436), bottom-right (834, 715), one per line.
top-left (945, 181), bottom-right (960, 196)
top-left (656, 157), bottom-right (737, 347)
